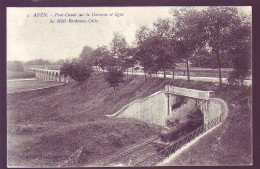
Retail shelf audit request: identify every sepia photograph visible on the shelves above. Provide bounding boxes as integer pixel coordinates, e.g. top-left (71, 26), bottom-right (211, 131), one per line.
top-left (6, 6), bottom-right (252, 167)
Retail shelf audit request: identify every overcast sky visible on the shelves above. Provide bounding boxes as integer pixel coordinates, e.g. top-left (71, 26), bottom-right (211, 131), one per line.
top-left (7, 7), bottom-right (251, 62)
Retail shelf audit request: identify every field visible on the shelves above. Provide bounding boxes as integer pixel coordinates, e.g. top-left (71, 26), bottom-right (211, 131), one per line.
top-left (7, 71), bottom-right (35, 80)
top-left (7, 79), bottom-right (64, 93)
top-left (7, 72), bottom-right (252, 167)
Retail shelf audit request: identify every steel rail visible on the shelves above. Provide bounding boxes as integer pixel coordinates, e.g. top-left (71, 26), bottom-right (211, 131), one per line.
top-left (101, 114), bottom-right (225, 167)
top-left (134, 115), bottom-right (223, 166)
top-left (100, 104), bottom-right (249, 166)
top-left (101, 135), bottom-right (159, 166)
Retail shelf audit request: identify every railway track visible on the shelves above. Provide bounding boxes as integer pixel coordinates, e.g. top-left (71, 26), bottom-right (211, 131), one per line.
top-left (96, 135), bottom-right (189, 166)
top-left (88, 115), bottom-right (224, 167)
top-left (97, 133), bottom-right (186, 167)
top-left (96, 135), bottom-right (159, 166)
top-left (96, 115), bottom-right (223, 167)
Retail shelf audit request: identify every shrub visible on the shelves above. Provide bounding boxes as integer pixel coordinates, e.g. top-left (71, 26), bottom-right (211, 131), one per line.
top-left (104, 67), bottom-right (124, 100)
top-left (60, 60), bottom-right (93, 88)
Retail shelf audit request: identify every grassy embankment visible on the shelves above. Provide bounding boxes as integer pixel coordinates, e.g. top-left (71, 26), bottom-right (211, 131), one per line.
top-left (7, 80), bottom-right (64, 93)
top-left (7, 72), bottom-right (252, 167)
top-left (7, 71), bottom-right (35, 79)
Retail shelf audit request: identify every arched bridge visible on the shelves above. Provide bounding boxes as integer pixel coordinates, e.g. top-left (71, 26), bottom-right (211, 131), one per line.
top-left (107, 85), bottom-right (228, 126)
top-left (28, 68), bottom-right (70, 83)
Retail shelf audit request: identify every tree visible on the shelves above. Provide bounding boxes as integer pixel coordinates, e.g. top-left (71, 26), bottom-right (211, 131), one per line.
top-left (110, 32), bottom-right (128, 70)
top-left (60, 61), bottom-right (73, 78)
top-left (168, 38), bottom-right (183, 81)
top-left (202, 7), bottom-right (246, 86)
top-left (134, 20), bottom-right (180, 81)
top-left (7, 61), bottom-right (24, 72)
top-left (92, 46), bottom-right (110, 72)
top-left (190, 51), bottom-right (233, 68)
top-left (104, 67), bottom-right (124, 100)
top-left (171, 7), bottom-right (206, 83)
top-left (103, 54), bottom-right (118, 70)
top-left (55, 59), bottom-right (65, 65)
top-left (123, 47), bottom-right (136, 76)
top-left (151, 18), bottom-right (178, 80)
top-left (60, 59), bottom-right (93, 89)
top-left (26, 59), bottom-right (50, 65)
top-left (134, 25), bottom-right (153, 79)
top-left (136, 37), bottom-right (168, 79)
top-left (141, 34), bottom-right (170, 79)
top-left (79, 45), bottom-right (95, 66)
top-left (227, 15), bottom-right (251, 86)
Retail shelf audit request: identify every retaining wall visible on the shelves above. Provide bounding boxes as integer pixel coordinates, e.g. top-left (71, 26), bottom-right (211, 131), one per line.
top-left (107, 86), bottom-right (228, 126)
top-left (107, 91), bottom-right (168, 126)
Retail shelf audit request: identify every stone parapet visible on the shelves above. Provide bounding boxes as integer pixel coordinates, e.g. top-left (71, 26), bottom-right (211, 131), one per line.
top-left (165, 85), bottom-right (215, 100)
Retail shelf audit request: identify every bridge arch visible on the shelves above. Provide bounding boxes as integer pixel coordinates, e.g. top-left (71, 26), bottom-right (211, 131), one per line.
top-left (28, 68), bottom-right (67, 83)
top-left (108, 85), bottom-right (228, 128)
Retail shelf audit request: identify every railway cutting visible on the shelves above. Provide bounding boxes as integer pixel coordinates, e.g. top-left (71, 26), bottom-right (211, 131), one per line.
top-left (89, 86), bottom-right (228, 167)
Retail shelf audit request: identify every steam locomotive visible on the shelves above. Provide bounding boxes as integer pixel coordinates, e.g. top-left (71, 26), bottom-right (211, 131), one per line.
top-left (153, 107), bottom-right (204, 151)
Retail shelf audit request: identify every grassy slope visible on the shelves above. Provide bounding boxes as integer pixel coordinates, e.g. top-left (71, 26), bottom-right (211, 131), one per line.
top-left (7, 72), bottom-right (252, 167)
top-left (7, 71), bottom-right (35, 79)
top-left (7, 73), bottom-right (167, 167)
top-left (7, 80), bottom-right (63, 93)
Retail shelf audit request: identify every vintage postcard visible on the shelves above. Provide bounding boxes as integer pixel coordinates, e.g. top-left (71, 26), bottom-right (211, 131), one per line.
top-left (6, 6), bottom-right (252, 167)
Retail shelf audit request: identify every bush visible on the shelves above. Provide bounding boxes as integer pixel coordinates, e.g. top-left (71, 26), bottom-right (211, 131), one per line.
top-left (7, 61), bottom-right (24, 72)
top-left (104, 67), bottom-right (124, 100)
top-left (60, 59), bottom-right (93, 88)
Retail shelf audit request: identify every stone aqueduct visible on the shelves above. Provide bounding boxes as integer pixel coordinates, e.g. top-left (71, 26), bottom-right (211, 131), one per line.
top-left (28, 68), bottom-right (70, 83)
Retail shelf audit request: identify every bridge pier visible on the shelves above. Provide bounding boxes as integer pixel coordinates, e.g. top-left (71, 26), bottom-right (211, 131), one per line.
top-left (65, 77), bottom-right (69, 83)
top-left (61, 75), bottom-right (65, 82)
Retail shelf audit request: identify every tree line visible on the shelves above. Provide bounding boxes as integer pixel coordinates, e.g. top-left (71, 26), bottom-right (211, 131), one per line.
top-left (60, 7), bottom-right (251, 90)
